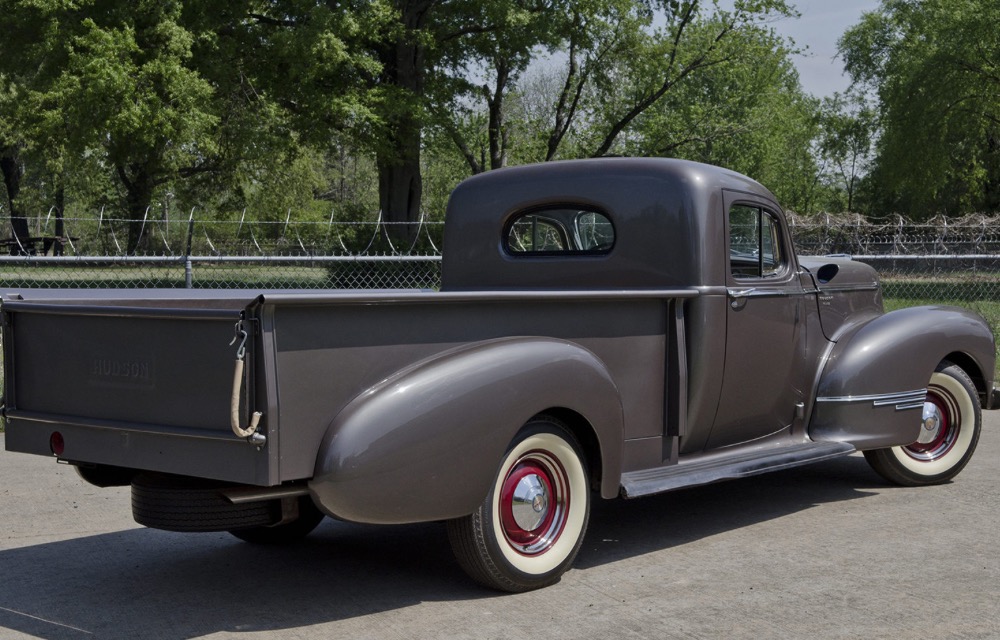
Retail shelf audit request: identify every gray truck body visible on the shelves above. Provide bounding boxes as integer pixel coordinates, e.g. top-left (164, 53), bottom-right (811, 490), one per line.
top-left (2, 157), bottom-right (995, 529)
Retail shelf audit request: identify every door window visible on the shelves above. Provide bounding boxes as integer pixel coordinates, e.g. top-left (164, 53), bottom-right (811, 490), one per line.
top-left (729, 204), bottom-right (783, 279)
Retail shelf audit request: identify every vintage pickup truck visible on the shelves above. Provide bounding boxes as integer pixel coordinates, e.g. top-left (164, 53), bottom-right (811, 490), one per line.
top-left (2, 158), bottom-right (995, 592)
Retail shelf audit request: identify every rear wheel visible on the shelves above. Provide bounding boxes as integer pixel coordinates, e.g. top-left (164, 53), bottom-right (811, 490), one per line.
top-left (447, 417), bottom-right (590, 592)
top-left (864, 362), bottom-right (981, 486)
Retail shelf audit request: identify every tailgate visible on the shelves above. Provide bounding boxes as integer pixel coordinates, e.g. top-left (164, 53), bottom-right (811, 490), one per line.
top-left (1, 294), bottom-right (273, 485)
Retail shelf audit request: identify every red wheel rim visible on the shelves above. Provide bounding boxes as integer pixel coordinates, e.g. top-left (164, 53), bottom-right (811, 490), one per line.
top-left (905, 386), bottom-right (959, 461)
top-left (498, 451), bottom-right (569, 556)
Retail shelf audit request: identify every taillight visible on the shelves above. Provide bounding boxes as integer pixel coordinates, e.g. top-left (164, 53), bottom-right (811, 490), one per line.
top-left (49, 432), bottom-right (65, 456)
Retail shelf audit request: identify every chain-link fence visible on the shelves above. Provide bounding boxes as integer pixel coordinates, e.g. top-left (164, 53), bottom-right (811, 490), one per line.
top-left (1, 213), bottom-right (444, 289)
top-left (3, 211), bottom-right (1000, 299)
top-left (788, 212), bottom-right (1000, 303)
top-left (3, 211), bottom-right (1000, 294)
top-left (0, 256), bottom-right (444, 290)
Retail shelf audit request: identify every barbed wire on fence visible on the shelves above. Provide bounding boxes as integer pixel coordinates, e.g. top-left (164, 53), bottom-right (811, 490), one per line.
top-left (2, 210), bottom-right (445, 258)
top-left (6, 209), bottom-right (1000, 258)
top-left (786, 212), bottom-right (1000, 256)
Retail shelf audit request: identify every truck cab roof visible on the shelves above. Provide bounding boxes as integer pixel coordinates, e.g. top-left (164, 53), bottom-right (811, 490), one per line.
top-left (441, 157), bottom-right (781, 291)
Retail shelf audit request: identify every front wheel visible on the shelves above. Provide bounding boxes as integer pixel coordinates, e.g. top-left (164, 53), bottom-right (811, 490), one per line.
top-left (864, 362), bottom-right (981, 486)
top-left (447, 417), bottom-right (591, 592)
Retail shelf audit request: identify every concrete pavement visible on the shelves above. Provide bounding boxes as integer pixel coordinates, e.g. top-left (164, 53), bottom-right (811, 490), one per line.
top-left (2, 412), bottom-right (998, 639)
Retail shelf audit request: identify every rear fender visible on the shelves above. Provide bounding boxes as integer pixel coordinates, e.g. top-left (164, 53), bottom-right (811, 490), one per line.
top-left (810, 306), bottom-right (995, 449)
top-left (310, 337), bottom-right (624, 524)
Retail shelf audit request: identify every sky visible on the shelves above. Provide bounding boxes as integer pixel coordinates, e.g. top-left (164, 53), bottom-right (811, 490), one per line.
top-left (770, 0), bottom-right (882, 98)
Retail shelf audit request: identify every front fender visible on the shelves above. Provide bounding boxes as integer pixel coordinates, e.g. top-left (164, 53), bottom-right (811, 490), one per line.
top-left (810, 305), bottom-right (995, 449)
top-left (310, 337), bottom-right (624, 524)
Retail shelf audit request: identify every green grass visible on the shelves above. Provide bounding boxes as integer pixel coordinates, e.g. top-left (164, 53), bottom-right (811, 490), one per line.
top-left (0, 264), bottom-right (334, 289)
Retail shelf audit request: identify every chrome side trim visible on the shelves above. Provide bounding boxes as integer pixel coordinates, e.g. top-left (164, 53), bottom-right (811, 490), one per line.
top-left (871, 390), bottom-right (928, 407)
top-left (815, 389), bottom-right (927, 412)
top-left (815, 283), bottom-right (880, 293)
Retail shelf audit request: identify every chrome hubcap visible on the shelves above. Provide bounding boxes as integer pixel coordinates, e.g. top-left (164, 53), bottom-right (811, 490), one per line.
top-left (905, 387), bottom-right (959, 461)
top-left (917, 401), bottom-right (944, 445)
top-left (511, 473), bottom-right (550, 531)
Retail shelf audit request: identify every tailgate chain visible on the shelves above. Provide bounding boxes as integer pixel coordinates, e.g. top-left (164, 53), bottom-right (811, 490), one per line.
top-left (230, 320), bottom-right (264, 443)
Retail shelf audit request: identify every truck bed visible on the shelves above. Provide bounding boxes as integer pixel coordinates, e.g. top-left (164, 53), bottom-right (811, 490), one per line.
top-left (2, 288), bottom-right (696, 487)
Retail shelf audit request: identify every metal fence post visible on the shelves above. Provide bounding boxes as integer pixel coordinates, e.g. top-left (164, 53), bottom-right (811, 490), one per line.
top-left (185, 213), bottom-right (195, 289)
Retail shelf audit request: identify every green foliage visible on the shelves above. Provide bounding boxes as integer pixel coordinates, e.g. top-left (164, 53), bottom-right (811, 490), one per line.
top-left (624, 16), bottom-right (821, 212)
top-left (7, 2), bottom-right (216, 172)
top-left (0, 0), bottom-right (382, 247)
top-left (11, 0), bottom-right (970, 234)
top-left (840, 0), bottom-right (1000, 217)
top-left (424, 1), bottom-right (819, 199)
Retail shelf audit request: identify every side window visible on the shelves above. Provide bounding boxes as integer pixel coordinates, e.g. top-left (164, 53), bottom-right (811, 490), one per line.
top-left (505, 207), bottom-right (614, 255)
top-left (729, 204), bottom-right (784, 279)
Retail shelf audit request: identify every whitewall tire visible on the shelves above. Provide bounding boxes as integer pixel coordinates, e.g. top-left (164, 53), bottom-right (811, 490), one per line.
top-left (864, 362), bottom-right (981, 486)
top-left (447, 416), bottom-right (591, 592)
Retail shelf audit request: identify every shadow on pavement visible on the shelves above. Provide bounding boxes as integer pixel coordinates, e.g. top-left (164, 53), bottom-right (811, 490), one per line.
top-left (577, 453), bottom-right (883, 568)
top-left (0, 454), bottom-right (882, 639)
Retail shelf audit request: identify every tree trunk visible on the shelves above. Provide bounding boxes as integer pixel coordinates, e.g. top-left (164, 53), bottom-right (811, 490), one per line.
top-left (375, 1), bottom-right (432, 246)
top-left (486, 59), bottom-right (510, 171)
top-left (1, 148), bottom-right (32, 255)
top-left (117, 164), bottom-right (156, 255)
top-left (377, 147), bottom-right (422, 246)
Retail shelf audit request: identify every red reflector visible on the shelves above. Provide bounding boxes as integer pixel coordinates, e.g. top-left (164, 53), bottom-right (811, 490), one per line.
top-left (50, 432), bottom-right (65, 456)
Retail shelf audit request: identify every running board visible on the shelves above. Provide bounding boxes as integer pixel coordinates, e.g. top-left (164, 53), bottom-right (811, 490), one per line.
top-left (620, 441), bottom-right (856, 498)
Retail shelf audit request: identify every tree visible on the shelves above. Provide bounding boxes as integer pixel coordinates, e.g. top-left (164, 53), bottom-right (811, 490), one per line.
top-left (617, 15), bottom-right (822, 212)
top-left (0, 0), bottom-right (381, 252)
top-left (840, 0), bottom-right (1000, 217)
top-left (561, 0), bottom-right (798, 160)
top-left (176, 0), bottom-right (381, 227)
top-left (0, 0), bottom-right (837, 236)
top-left (0, 146), bottom-right (29, 254)
top-left (436, 1), bottom-right (569, 174)
top-left (0, 81), bottom-right (29, 253)
top-left (1, 59), bottom-right (35, 253)
top-left (816, 90), bottom-right (877, 213)
top-left (1, 0), bottom-right (221, 252)
top-left (439, 1), bottom-right (801, 168)
top-left (358, 0), bottom-right (562, 240)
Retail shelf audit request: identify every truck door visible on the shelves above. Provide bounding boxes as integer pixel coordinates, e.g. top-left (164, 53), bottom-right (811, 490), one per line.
top-left (706, 192), bottom-right (807, 449)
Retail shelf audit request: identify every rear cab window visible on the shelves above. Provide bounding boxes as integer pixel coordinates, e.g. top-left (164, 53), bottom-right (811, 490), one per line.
top-left (505, 207), bottom-right (615, 255)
